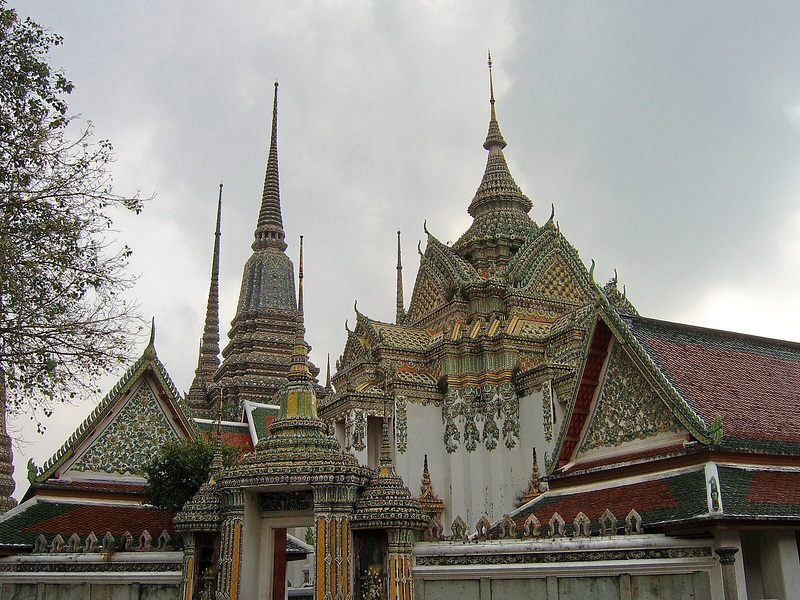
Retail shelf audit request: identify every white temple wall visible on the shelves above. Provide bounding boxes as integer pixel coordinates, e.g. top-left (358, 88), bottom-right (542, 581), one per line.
top-left (390, 387), bottom-right (549, 530)
top-left (413, 535), bottom-right (717, 600)
top-left (0, 552), bottom-right (183, 600)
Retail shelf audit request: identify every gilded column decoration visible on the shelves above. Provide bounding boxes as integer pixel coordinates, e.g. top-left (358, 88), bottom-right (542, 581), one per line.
top-left (216, 491), bottom-right (244, 600)
top-left (180, 532), bottom-right (195, 600)
top-left (541, 381), bottom-right (553, 442)
top-left (315, 514), bottom-right (352, 600)
top-left (394, 396), bottom-right (407, 453)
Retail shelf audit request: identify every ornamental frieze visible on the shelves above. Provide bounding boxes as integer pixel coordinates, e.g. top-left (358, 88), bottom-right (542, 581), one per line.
top-left (259, 490), bottom-right (314, 512)
top-left (415, 546), bottom-right (712, 567)
top-left (442, 383), bottom-right (519, 453)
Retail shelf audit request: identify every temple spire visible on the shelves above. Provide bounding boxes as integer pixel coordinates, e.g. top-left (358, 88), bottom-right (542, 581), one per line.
top-left (395, 230), bottom-right (405, 324)
top-left (484, 50), bottom-right (506, 151)
top-left (325, 353), bottom-right (332, 392)
top-left (187, 186), bottom-right (223, 414)
top-left (253, 81), bottom-right (287, 251)
top-left (297, 235), bottom-right (304, 332)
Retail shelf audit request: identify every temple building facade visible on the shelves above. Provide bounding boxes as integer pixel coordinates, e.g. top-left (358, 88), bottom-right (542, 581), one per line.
top-left (0, 61), bottom-right (799, 600)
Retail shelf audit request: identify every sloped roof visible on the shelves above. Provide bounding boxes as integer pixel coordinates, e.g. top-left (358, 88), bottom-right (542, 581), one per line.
top-left (718, 466), bottom-right (800, 518)
top-left (0, 498), bottom-right (176, 548)
top-left (623, 314), bottom-right (800, 454)
top-left (492, 464), bottom-right (800, 539)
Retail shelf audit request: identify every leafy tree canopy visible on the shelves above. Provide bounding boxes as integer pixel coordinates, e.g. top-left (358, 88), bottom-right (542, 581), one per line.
top-left (0, 1), bottom-right (147, 426)
top-left (144, 436), bottom-right (239, 513)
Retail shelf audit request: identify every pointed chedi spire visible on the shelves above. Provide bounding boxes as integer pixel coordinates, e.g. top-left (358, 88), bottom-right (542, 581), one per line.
top-left (215, 82), bottom-right (320, 421)
top-left (417, 454), bottom-right (445, 522)
top-left (395, 230), bottom-right (405, 324)
top-left (484, 51), bottom-right (506, 151)
top-left (452, 52), bottom-right (536, 273)
top-left (325, 353), bottom-right (332, 393)
top-left (187, 185), bottom-right (223, 417)
top-left (253, 82), bottom-right (287, 252)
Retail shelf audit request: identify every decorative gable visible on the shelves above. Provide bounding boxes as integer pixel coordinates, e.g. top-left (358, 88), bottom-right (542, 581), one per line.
top-left (28, 340), bottom-right (193, 484)
top-left (503, 221), bottom-right (592, 305)
top-left (577, 342), bottom-right (683, 456)
top-left (532, 253), bottom-right (585, 301)
top-left (68, 380), bottom-right (185, 476)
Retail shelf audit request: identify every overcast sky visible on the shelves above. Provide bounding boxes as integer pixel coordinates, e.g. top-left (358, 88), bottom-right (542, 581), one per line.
top-left (7, 1), bottom-right (800, 499)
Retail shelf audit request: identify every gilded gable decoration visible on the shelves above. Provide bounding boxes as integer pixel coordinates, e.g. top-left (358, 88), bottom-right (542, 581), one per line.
top-left (72, 384), bottom-right (178, 475)
top-left (579, 343), bottom-right (681, 452)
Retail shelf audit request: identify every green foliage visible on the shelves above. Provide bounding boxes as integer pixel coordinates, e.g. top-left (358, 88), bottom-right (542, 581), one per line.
top-left (0, 2), bottom-right (147, 426)
top-left (144, 436), bottom-right (238, 513)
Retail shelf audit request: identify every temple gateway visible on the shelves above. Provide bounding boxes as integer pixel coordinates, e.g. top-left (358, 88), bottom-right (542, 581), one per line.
top-left (1, 60), bottom-right (799, 600)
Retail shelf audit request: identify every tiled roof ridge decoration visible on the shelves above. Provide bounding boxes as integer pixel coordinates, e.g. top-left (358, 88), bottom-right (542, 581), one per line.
top-left (29, 332), bottom-right (192, 484)
top-left (627, 311), bottom-right (800, 355)
top-left (253, 81), bottom-right (286, 252)
top-left (498, 211), bottom-right (590, 298)
top-left (187, 184), bottom-right (223, 417)
top-left (439, 507), bottom-right (644, 542)
top-left (545, 280), bottom-right (719, 473)
top-left (30, 529), bottom-right (174, 553)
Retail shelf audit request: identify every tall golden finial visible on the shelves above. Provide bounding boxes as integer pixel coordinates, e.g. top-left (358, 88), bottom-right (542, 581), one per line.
top-left (396, 230), bottom-right (405, 324)
top-left (521, 448), bottom-right (543, 504)
top-left (488, 49), bottom-right (497, 122)
top-left (483, 51), bottom-right (506, 151)
top-left (297, 235), bottom-right (305, 334)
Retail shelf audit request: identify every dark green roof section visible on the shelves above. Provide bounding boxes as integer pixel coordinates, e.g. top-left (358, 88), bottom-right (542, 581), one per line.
top-left (627, 317), bottom-right (800, 361)
top-left (647, 469), bottom-right (708, 525)
top-left (193, 420), bottom-right (251, 434)
top-left (286, 533), bottom-right (312, 555)
top-left (503, 467), bottom-right (709, 538)
top-left (252, 406), bottom-right (279, 441)
top-left (0, 501), bottom-right (76, 546)
top-left (718, 466), bottom-right (800, 519)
